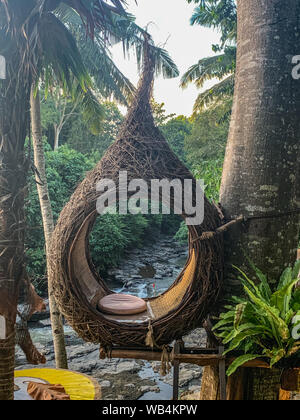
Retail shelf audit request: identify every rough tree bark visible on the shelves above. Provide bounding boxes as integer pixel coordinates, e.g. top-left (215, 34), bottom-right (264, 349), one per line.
top-left (30, 87), bottom-right (68, 369)
top-left (200, 0), bottom-right (300, 400)
top-left (0, 60), bottom-right (30, 400)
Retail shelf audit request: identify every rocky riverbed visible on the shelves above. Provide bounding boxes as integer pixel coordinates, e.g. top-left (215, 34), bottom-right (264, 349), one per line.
top-left (104, 234), bottom-right (190, 298)
top-left (16, 234), bottom-right (207, 400)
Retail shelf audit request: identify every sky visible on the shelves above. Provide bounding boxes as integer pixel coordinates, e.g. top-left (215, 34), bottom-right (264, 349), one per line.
top-left (111, 0), bottom-right (221, 117)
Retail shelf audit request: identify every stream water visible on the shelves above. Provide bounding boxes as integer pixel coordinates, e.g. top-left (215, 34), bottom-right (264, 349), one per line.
top-left (104, 234), bottom-right (189, 299)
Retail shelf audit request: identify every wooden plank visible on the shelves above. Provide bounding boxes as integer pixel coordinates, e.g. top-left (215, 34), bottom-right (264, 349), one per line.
top-left (109, 348), bottom-right (292, 370)
top-left (110, 349), bottom-right (163, 362)
top-left (173, 354), bottom-right (223, 366)
top-left (110, 349), bottom-right (225, 366)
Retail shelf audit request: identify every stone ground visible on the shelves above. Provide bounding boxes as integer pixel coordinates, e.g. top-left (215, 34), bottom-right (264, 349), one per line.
top-left (15, 326), bottom-right (207, 400)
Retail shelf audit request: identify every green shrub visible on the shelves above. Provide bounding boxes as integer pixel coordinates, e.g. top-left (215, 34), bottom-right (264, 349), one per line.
top-left (213, 260), bottom-right (300, 376)
top-left (25, 144), bottom-right (94, 282)
top-left (90, 214), bottom-right (131, 275)
top-left (174, 221), bottom-right (188, 244)
top-left (193, 159), bottom-right (223, 203)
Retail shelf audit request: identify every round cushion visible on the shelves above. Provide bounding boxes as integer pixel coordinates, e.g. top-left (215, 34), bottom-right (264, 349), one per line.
top-left (98, 294), bottom-right (147, 315)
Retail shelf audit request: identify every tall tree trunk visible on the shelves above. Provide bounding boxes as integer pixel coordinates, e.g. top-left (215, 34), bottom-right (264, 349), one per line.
top-left (200, 0), bottom-right (300, 400)
top-left (0, 320), bottom-right (15, 400)
top-left (0, 63), bottom-right (29, 401)
top-left (30, 87), bottom-right (68, 369)
top-left (53, 124), bottom-right (60, 150)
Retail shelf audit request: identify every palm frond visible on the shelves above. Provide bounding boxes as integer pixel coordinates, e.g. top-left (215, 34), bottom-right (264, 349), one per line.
top-left (180, 47), bottom-right (236, 89)
top-left (77, 86), bottom-right (106, 134)
top-left (189, 0), bottom-right (237, 47)
top-left (104, 18), bottom-right (180, 79)
top-left (193, 74), bottom-right (234, 113)
top-left (37, 12), bottom-right (91, 92)
top-left (56, 5), bottom-right (135, 105)
top-left (61, 0), bottom-right (128, 38)
top-left (82, 36), bottom-right (135, 104)
top-left (57, 4), bottom-right (179, 84)
top-left (35, 11), bottom-right (106, 130)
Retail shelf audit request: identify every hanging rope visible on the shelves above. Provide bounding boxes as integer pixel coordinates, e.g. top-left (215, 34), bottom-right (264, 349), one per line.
top-left (145, 320), bottom-right (158, 349)
top-left (192, 208), bottom-right (300, 244)
top-left (160, 345), bottom-right (172, 376)
top-left (145, 321), bottom-right (172, 376)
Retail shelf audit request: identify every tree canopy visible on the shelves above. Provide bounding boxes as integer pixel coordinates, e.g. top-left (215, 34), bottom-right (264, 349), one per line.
top-left (182, 0), bottom-right (236, 112)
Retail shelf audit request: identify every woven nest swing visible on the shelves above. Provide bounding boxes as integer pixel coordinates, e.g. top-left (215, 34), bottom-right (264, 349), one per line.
top-left (49, 43), bottom-right (224, 350)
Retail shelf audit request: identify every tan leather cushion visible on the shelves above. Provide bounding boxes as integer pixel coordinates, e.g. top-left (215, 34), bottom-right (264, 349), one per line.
top-left (98, 294), bottom-right (147, 315)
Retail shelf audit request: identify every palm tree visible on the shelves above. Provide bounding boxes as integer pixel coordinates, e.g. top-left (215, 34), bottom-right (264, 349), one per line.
top-left (0, 0), bottom-right (179, 400)
top-left (182, 0), bottom-right (236, 113)
top-left (30, 87), bottom-right (69, 369)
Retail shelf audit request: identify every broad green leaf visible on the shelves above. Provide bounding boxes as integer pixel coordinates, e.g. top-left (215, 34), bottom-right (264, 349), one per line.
top-left (285, 309), bottom-right (296, 325)
top-left (226, 354), bottom-right (261, 376)
top-left (223, 305), bottom-right (237, 311)
top-left (244, 341), bottom-right (255, 353)
top-left (219, 311), bottom-right (236, 320)
top-left (292, 260), bottom-right (300, 281)
top-left (236, 323), bottom-right (273, 336)
top-left (277, 267), bottom-right (293, 290)
top-left (224, 326), bottom-right (272, 355)
top-left (234, 303), bottom-right (246, 330)
top-left (244, 285), bottom-right (290, 342)
top-left (269, 348), bottom-right (285, 367)
top-left (270, 278), bottom-right (298, 317)
top-left (287, 341), bottom-right (300, 357)
top-left (215, 330), bottom-right (232, 339)
top-left (212, 317), bottom-right (235, 331)
top-left (246, 258), bottom-right (272, 301)
top-left (231, 296), bottom-right (247, 305)
top-left (222, 329), bottom-right (240, 344)
top-left (233, 265), bottom-right (261, 296)
top-left (291, 289), bottom-right (300, 311)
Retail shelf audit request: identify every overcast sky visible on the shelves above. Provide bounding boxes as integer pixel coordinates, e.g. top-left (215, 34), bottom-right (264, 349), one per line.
top-left (111, 0), bottom-right (221, 117)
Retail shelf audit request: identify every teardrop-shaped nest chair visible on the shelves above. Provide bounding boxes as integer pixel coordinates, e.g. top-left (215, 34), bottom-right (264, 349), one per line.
top-left (49, 42), bottom-right (224, 349)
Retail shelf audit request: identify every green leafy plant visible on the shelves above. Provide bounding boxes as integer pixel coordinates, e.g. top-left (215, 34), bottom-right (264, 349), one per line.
top-left (213, 260), bottom-right (300, 376)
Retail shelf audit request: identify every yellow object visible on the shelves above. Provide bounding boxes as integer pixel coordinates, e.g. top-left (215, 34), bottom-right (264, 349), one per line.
top-left (149, 249), bottom-right (197, 318)
top-left (15, 368), bottom-right (100, 400)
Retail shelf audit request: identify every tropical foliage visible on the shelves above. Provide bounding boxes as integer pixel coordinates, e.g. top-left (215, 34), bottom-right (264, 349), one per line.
top-left (213, 261), bottom-right (300, 376)
top-left (42, 99), bottom-right (124, 155)
top-left (182, 0), bottom-right (237, 113)
top-left (151, 100), bottom-right (176, 126)
top-left (193, 159), bottom-right (223, 202)
top-left (185, 99), bottom-right (231, 162)
top-left (160, 116), bottom-right (192, 162)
